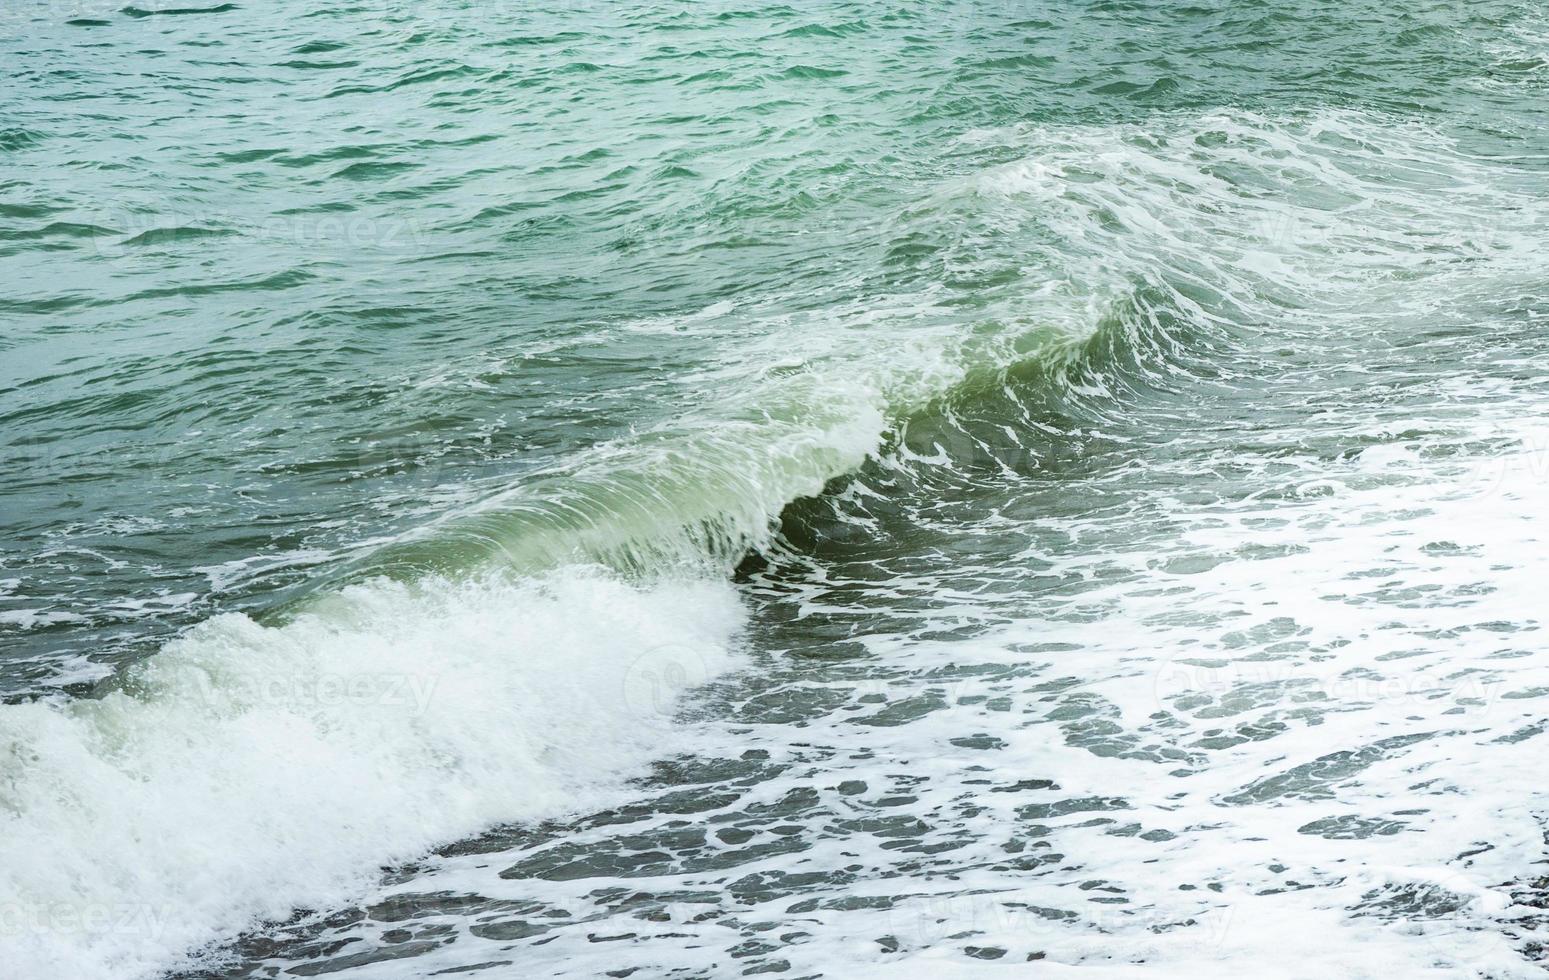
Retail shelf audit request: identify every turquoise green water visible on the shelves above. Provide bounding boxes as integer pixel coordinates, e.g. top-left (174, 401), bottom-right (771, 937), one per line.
top-left (5, 1), bottom-right (1549, 977)
top-left (4, 0), bottom-right (1539, 690)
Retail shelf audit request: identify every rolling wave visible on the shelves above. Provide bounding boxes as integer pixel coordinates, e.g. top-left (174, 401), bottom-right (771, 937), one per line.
top-left (3, 101), bottom-right (1542, 978)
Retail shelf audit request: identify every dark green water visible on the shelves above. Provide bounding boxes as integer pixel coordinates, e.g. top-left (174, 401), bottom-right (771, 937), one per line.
top-left (4, 1), bottom-right (1549, 977)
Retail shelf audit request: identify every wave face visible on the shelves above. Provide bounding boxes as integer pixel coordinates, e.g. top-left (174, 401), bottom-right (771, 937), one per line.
top-left (6, 0), bottom-right (1549, 978)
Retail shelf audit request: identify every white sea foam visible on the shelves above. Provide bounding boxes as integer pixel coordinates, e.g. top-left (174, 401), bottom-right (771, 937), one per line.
top-left (0, 569), bottom-right (745, 979)
top-left (338, 424), bottom-right (1549, 980)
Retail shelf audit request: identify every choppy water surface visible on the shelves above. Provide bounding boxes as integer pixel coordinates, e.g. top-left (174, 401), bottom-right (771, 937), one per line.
top-left (4, 1), bottom-right (1549, 977)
